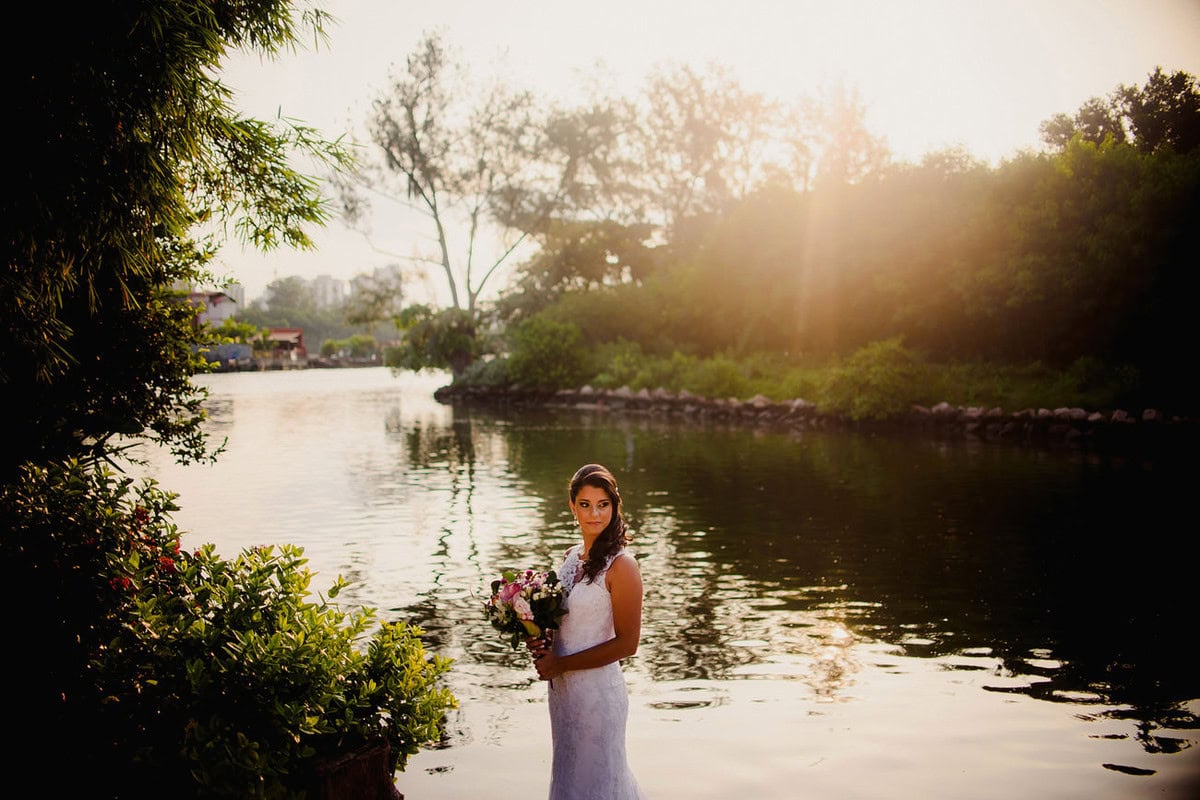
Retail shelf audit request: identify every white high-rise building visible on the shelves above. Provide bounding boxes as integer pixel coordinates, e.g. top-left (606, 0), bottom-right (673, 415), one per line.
top-left (312, 274), bottom-right (346, 309)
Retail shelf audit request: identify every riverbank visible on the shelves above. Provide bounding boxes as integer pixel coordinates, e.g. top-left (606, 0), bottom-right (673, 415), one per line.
top-left (433, 382), bottom-right (1196, 456)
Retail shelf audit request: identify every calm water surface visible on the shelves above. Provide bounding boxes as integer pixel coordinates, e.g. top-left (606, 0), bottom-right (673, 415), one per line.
top-left (129, 367), bottom-right (1199, 799)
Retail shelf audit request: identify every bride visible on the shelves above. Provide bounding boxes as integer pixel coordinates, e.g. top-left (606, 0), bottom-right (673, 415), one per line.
top-left (529, 463), bottom-right (649, 800)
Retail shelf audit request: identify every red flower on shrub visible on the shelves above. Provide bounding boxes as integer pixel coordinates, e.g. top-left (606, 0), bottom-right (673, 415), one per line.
top-left (158, 556), bottom-right (176, 574)
top-left (109, 576), bottom-right (133, 592)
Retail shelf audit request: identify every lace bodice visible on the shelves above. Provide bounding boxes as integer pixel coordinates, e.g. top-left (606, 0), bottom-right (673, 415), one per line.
top-left (556, 545), bottom-right (619, 656)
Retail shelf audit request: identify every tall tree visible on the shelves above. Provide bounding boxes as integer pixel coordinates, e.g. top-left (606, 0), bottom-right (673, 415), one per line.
top-left (1040, 67), bottom-right (1200, 154)
top-left (3, 0), bottom-right (350, 475)
top-left (338, 32), bottom-right (544, 375)
top-left (632, 63), bottom-right (781, 231)
top-left (351, 32), bottom-right (539, 314)
top-left (3, 2), bottom-right (373, 795)
top-left (347, 32), bottom-right (637, 376)
top-left (1119, 66), bottom-right (1200, 154)
top-left (803, 81), bottom-right (891, 187)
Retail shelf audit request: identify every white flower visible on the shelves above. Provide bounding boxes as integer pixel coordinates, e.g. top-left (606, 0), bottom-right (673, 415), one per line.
top-left (512, 595), bottom-right (533, 621)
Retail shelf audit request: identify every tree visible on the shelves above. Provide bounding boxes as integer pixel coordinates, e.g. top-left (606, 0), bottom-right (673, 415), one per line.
top-left (632, 63), bottom-right (782, 231)
top-left (256, 275), bottom-right (322, 313)
top-left (3, 0), bottom-right (351, 476)
top-left (1119, 66), bottom-right (1200, 154)
top-left (337, 32), bottom-right (543, 376)
top-left (506, 315), bottom-right (589, 389)
top-left (347, 33), bottom-right (649, 377)
top-left (803, 81), bottom-right (891, 187)
top-left (210, 316), bottom-right (267, 344)
top-left (496, 218), bottom-right (659, 324)
top-left (240, 274), bottom-right (377, 352)
top-left (3, 2), bottom-right (456, 795)
top-left (1040, 67), bottom-right (1200, 154)
top-left (344, 263), bottom-right (407, 325)
top-left (385, 304), bottom-right (482, 376)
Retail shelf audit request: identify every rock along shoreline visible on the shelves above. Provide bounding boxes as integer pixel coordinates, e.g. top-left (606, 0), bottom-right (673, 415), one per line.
top-left (433, 382), bottom-right (1197, 457)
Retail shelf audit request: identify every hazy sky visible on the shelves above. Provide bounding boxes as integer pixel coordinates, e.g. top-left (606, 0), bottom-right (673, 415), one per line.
top-left (216, 0), bottom-right (1200, 303)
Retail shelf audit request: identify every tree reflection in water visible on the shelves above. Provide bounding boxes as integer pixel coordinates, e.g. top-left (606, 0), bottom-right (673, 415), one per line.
top-left (374, 400), bottom-right (1195, 753)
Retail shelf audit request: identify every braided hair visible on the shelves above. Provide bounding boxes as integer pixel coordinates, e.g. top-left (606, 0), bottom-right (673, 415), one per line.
top-left (569, 464), bottom-right (630, 583)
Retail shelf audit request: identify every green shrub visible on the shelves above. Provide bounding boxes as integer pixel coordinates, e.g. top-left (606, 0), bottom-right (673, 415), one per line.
top-left (2, 460), bottom-right (456, 799)
top-left (506, 315), bottom-right (589, 389)
top-left (680, 353), bottom-right (750, 399)
top-left (1064, 356), bottom-right (1141, 410)
top-left (770, 365), bottom-right (824, 403)
top-left (589, 339), bottom-right (646, 389)
top-left (817, 338), bottom-right (928, 420)
top-left (454, 354), bottom-right (512, 388)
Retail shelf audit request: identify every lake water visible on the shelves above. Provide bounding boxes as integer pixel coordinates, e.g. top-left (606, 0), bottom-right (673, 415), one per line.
top-left (128, 366), bottom-right (1199, 799)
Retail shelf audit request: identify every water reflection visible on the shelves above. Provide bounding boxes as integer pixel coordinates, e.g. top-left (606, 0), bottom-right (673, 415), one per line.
top-left (412, 402), bottom-right (1196, 734)
top-left (132, 368), bottom-right (1198, 797)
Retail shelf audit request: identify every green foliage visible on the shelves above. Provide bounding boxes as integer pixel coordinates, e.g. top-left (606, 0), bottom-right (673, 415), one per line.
top-left (817, 338), bottom-right (928, 420)
top-left (3, 461), bottom-right (185, 728)
top-left (585, 339), bottom-right (645, 387)
top-left (506, 81), bottom-right (1197, 413)
top-left (1062, 356), bottom-right (1141, 409)
top-left (588, 345), bottom-right (821, 402)
top-left (6, 5), bottom-right (459, 797)
top-left (320, 334), bottom-right (379, 359)
top-left (239, 276), bottom-right (392, 356)
top-left (678, 355), bottom-right (750, 400)
top-left (1040, 67), bottom-right (1200, 154)
top-left (2, 460), bottom-right (456, 799)
top-left (454, 355), bottom-right (512, 388)
top-left (462, 324), bottom-right (1143, 415)
top-left (385, 305), bottom-right (480, 377)
top-left (506, 316), bottom-right (589, 389)
top-left (211, 317), bottom-right (267, 345)
top-left (3, 1), bottom-right (353, 476)
top-left (498, 219), bottom-right (660, 323)
top-left (102, 543), bottom-right (455, 795)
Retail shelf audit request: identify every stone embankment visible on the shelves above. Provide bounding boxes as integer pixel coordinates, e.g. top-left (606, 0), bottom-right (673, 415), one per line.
top-left (433, 382), bottom-right (1195, 454)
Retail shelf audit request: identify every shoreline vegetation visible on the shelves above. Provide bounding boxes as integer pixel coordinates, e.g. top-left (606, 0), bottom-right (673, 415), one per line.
top-left (433, 380), bottom-right (1195, 456)
top-left (430, 338), bottom-right (1195, 457)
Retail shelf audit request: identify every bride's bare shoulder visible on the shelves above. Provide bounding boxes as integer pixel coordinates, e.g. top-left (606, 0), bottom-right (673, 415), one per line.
top-left (608, 551), bottom-right (642, 579)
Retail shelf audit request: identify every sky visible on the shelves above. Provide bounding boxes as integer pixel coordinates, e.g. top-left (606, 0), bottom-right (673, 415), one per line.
top-left (215, 0), bottom-right (1200, 304)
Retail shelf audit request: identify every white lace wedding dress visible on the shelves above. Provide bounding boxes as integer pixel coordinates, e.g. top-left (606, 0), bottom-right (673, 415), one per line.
top-left (547, 544), bottom-right (648, 800)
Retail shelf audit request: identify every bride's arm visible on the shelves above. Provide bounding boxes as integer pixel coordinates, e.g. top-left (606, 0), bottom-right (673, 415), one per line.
top-left (534, 553), bottom-right (643, 681)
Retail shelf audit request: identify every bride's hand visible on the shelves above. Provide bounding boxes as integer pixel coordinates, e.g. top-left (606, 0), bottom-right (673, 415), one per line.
top-left (534, 649), bottom-right (562, 681)
top-left (525, 636), bottom-right (549, 657)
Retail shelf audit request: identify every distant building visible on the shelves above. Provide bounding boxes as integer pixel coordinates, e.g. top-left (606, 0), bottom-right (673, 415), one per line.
top-left (348, 264), bottom-right (404, 315)
top-left (186, 290), bottom-right (238, 327)
top-left (223, 282), bottom-right (246, 308)
top-left (312, 274), bottom-right (347, 309)
top-left (266, 327), bottom-right (306, 364)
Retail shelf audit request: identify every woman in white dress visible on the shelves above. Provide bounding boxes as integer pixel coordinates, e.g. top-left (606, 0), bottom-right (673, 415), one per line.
top-left (529, 463), bottom-right (648, 800)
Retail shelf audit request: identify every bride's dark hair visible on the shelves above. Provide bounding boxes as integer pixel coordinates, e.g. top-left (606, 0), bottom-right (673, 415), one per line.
top-left (569, 463), bottom-right (629, 583)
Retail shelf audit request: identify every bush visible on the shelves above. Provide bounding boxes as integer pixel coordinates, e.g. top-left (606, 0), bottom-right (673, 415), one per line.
top-left (679, 354), bottom-right (750, 399)
top-left (2, 460), bottom-right (456, 799)
top-left (818, 338), bottom-right (928, 420)
top-left (589, 339), bottom-right (647, 389)
top-left (453, 354), bottom-right (512, 388)
top-left (506, 315), bottom-right (589, 389)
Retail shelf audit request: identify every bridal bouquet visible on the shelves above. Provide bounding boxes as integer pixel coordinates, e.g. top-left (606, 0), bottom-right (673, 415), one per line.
top-left (484, 568), bottom-right (568, 650)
